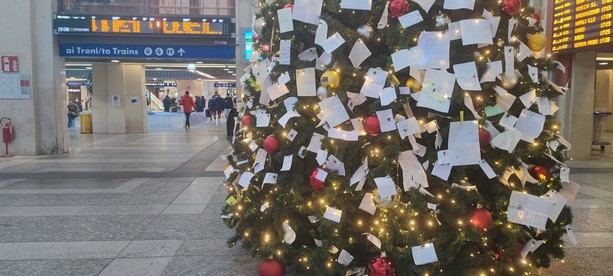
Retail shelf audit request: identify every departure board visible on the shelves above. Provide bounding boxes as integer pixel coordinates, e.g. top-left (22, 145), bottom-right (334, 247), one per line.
top-left (551, 0), bottom-right (613, 54)
top-left (54, 15), bottom-right (235, 38)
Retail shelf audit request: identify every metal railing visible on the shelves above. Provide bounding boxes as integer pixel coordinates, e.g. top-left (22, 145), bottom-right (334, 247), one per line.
top-left (58, 0), bottom-right (234, 16)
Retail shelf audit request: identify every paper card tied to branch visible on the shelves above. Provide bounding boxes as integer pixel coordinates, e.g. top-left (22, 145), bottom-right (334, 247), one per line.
top-left (324, 206), bottom-right (343, 223)
top-left (359, 193), bottom-right (377, 215)
top-left (374, 175), bottom-right (397, 198)
top-left (292, 0), bottom-right (323, 25)
top-left (507, 191), bottom-right (553, 230)
top-left (412, 243), bottom-right (439, 265)
top-left (361, 67), bottom-right (388, 98)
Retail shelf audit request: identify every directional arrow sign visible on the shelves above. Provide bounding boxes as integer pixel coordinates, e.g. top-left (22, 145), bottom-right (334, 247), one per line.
top-left (177, 48), bottom-right (186, 56)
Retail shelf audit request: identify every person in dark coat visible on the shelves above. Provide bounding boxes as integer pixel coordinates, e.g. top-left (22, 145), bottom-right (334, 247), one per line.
top-left (163, 95), bottom-right (171, 112)
top-left (212, 93), bottom-right (224, 121)
top-left (207, 96), bottom-right (214, 120)
top-left (226, 107), bottom-right (238, 140)
top-left (195, 96), bottom-right (203, 113)
top-left (223, 95), bottom-right (234, 119)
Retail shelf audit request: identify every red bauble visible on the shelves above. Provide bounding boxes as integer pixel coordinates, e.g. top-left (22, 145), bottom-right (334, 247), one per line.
top-left (368, 256), bottom-right (396, 276)
top-left (530, 165), bottom-right (551, 180)
top-left (471, 208), bottom-right (493, 231)
top-left (241, 115), bottom-right (252, 126)
top-left (501, 0), bottom-right (521, 16)
top-left (258, 259), bottom-right (285, 276)
top-left (529, 13), bottom-right (541, 26)
top-left (283, 3), bottom-right (293, 11)
top-left (493, 248), bottom-right (506, 261)
top-left (263, 135), bottom-right (280, 155)
top-left (388, 0), bottom-right (409, 19)
top-left (364, 116), bottom-right (381, 136)
top-left (478, 128), bottom-right (492, 149)
top-left (309, 169), bottom-right (325, 191)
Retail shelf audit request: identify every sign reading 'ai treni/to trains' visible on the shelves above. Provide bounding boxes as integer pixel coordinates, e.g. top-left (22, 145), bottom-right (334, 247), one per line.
top-left (551, 0), bottom-right (613, 54)
top-left (59, 44), bottom-right (235, 59)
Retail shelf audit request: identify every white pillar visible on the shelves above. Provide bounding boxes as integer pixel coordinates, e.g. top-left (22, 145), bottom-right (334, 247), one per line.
top-left (0, 0), bottom-right (67, 155)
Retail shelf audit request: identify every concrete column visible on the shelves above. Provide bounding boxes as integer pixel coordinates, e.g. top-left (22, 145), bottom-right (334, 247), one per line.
top-left (92, 63), bottom-right (147, 134)
top-left (0, 0), bottom-right (67, 155)
top-left (561, 51), bottom-right (597, 160)
top-left (234, 0), bottom-right (257, 108)
top-left (123, 64), bottom-right (147, 133)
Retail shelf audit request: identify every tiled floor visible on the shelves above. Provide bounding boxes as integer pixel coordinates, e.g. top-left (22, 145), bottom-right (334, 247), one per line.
top-left (0, 120), bottom-right (611, 275)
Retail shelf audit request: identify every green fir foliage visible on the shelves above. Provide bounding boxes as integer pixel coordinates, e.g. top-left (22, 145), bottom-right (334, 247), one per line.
top-left (223, 0), bottom-right (571, 275)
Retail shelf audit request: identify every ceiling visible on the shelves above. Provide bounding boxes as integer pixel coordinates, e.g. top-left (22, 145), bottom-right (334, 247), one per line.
top-left (65, 62), bottom-right (237, 81)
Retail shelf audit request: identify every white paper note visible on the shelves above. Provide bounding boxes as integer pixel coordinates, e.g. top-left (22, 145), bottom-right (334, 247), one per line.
top-left (498, 93), bottom-right (517, 112)
top-left (418, 32), bottom-right (450, 69)
top-left (256, 112), bottom-right (271, 128)
top-left (263, 173), bottom-right (278, 184)
top-left (515, 109), bottom-right (545, 143)
top-left (507, 190), bottom-right (553, 230)
top-left (376, 109), bottom-right (396, 132)
top-left (224, 165), bottom-right (235, 180)
top-left (417, 69), bottom-right (455, 113)
top-left (424, 120), bottom-right (438, 133)
top-left (479, 160), bottom-right (496, 179)
top-left (464, 94), bottom-right (482, 119)
top-left (412, 0), bottom-right (435, 12)
top-left (328, 128), bottom-right (359, 141)
top-left (536, 97), bottom-right (553, 115)
top-left (361, 67), bottom-right (388, 98)
top-left (281, 155), bottom-right (293, 171)
top-left (542, 190), bottom-right (567, 222)
top-left (337, 249), bottom-right (354, 266)
top-left (349, 39), bottom-right (372, 68)
top-left (293, 0), bottom-right (323, 25)
top-left (391, 47), bottom-right (425, 71)
top-left (324, 206), bottom-right (343, 223)
top-left (321, 32), bottom-right (346, 53)
top-left (480, 60), bottom-right (503, 83)
top-left (325, 155), bottom-right (346, 176)
top-left (341, 0), bottom-right (372, 10)
top-left (307, 133), bottom-right (325, 152)
top-left (566, 225), bottom-right (578, 245)
top-left (277, 8), bottom-right (294, 33)
top-left (499, 113), bottom-right (518, 129)
top-left (508, 18), bottom-right (517, 42)
top-left (412, 243), bottom-right (438, 265)
top-left (443, 0), bottom-right (475, 10)
top-left (374, 175), bottom-right (397, 198)
top-left (314, 20), bottom-right (328, 46)
top-left (296, 68), bottom-right (317, 96)
top-left (520, 89), bottom-right (537, 108)
top-left (398, 150), bottom-right (429, 190)
top-left (359, 193), bottom-right (377, 215)
top-left (319, 96), bottom-right (350, 127)
top-left (267, 83), bottom-right (289, 101)
top-left (432, 162), bottom-right (452, 180)
top-left (279, 40), bottom-right (291, 65)
top-left (399, 10), bottom-right (423, 29)
top-left (350, 158), bottom-right (369, 186)
top-left (491, 127), bottom-right (522, 153)
top-left (238, 172), bottom-right (254, 188)
top-left (460, 19), bottom-right (493, 46)
top-left (380, 87), bottom-right (397, 106)
top-left (253, 148), bottom-right (267, 173)
top-left (483, 9), bottom-right (501, 38)
top-left (445, 121), bottom-right (481, 166)
top-left (454, 62), bottom-right (481, 90)
top-left (298, 47), bottom-right (318, 61)
top-left (396, 117), bottom-right (421, 138)
top-left (377, 1), bottom-right (390, 29)
top-left (363, 233), bottom-right (381, 248)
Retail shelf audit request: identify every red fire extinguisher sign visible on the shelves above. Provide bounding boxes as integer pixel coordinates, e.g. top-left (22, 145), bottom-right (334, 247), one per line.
top-left (1, 56), bottom-right (19, 73)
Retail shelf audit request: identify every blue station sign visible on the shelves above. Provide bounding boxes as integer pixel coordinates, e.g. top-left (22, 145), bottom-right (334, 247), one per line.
top-left (214, 82), bottom-right (236, 88)
top-left (59, 44), bottom-right (235, 59)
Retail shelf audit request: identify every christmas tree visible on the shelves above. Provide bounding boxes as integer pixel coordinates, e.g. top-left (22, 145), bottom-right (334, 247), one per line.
top-left (223, 0), bottom-right (577, 275)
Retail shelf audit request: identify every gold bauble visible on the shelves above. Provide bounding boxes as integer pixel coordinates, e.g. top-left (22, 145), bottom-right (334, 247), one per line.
top-left (320, 70), bottom-right (341, 88)
top-left (500, 72), bottom-right (519, 90)
top-left (405, 78), bottom-right (423, 92)
top-left (528, 33), bottom-right (547, 52)
top-left (254, 83), bottom-right (263, 91)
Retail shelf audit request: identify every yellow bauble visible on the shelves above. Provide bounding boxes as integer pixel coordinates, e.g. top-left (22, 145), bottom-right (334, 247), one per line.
top-left (528, 33), bottom-right (547, 52)
top-left (320, 70), bottom-right (341, 88)
top-left (390, 74), bottom-right (400, 87)
top-left (405, 78), bottom-right (423, 92)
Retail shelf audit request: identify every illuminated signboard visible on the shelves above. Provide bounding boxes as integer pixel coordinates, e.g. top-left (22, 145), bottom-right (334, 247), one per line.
top-left (54, 15), bottom-right (235, 38)
top-left (551, 0), bottom-right (613, 54)
top-left (245, 30), bottom-right (253, 61)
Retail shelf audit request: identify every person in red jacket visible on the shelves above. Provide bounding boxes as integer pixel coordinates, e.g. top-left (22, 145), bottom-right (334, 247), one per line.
top-left (179, 91), bottom-right (196, 129)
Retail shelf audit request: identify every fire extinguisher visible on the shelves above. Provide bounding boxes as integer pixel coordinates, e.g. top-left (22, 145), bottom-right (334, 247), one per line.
top-left (1, 117), bottom-right (14, 157)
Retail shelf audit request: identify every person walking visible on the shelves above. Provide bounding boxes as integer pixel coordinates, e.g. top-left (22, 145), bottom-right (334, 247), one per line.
top-left (163, 95), bottom-right (171, 112)
top-left (213, 93), bottom-right (224, 122)
top-left (179, 91), bottom-right (196, 129)
top-left (195, 96), bottom-right (203, 112)
top-left (223, 94), bottom-right (234, 120)
top-left (67, 101), bottom-right (80, 128)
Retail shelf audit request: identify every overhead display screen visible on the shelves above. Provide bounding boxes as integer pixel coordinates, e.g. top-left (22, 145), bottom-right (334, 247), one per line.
top-left (54, 14), bottom-right (235, 38)
top-left (551, 0), bottom-right (613, 54)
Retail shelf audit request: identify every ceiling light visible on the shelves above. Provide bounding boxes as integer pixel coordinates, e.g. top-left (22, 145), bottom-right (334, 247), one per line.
top-left (599, 62), bottom-right (609, 65)
top-left (196, 61), bottom-right (203, 64)
top-left (156, 68), bottom-right (163, 70)
top-left (228, 71), bottom-right (234, 74)
top-left (223, 68), bottom-right (229, 71)
top-left (232, 74), bottom-right (236, 76)
top-left (110, 60), bottom-right (120, 63)
top-left (85, 67), bottom-right (92, 69)
top-left (197, 78), bottom-right (202, 80)
top-left (187, 63), bottom-right (197, 70)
